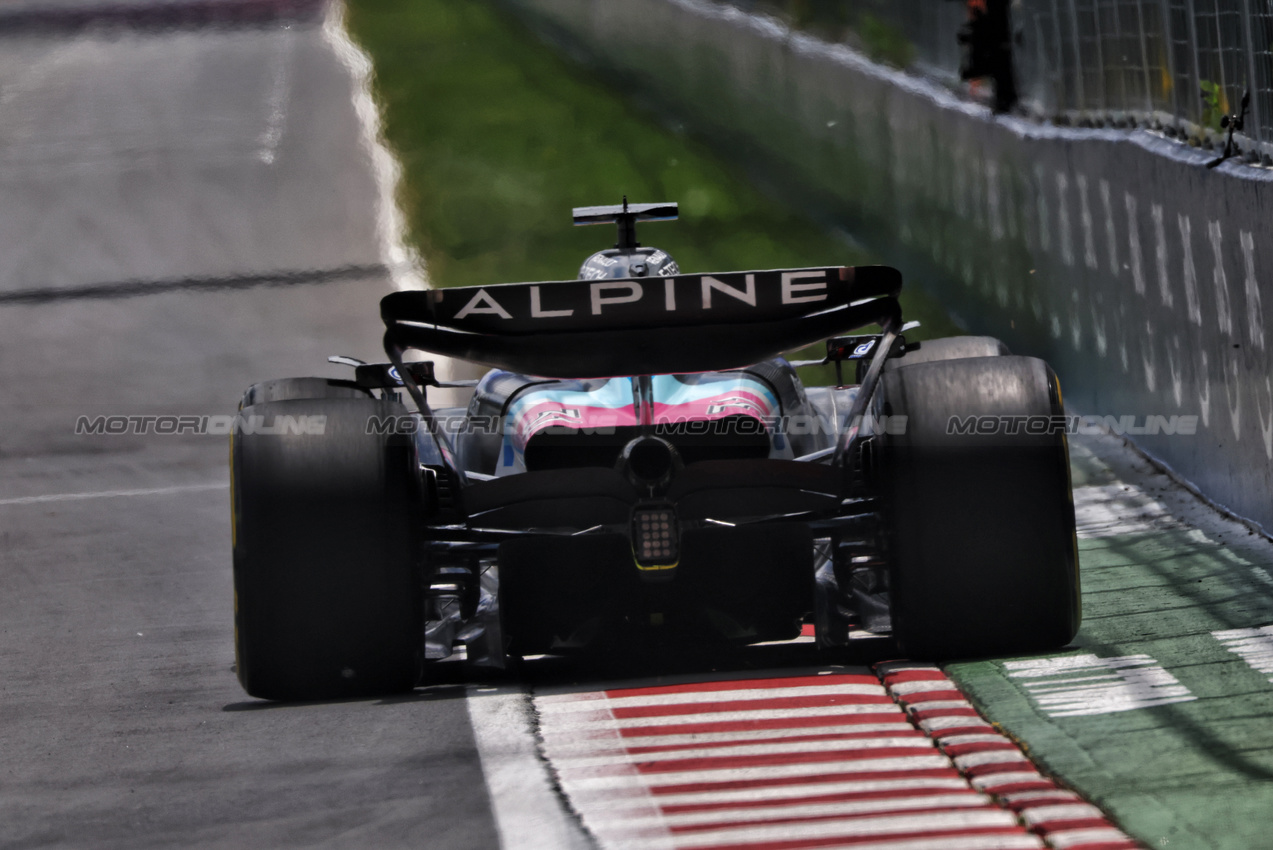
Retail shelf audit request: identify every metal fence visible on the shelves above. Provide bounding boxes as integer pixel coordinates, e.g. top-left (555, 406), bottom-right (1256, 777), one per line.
top-left (1011, 0), bottom-right (1273, 162)
top-left (744, 0), bottom-right (1273, 163)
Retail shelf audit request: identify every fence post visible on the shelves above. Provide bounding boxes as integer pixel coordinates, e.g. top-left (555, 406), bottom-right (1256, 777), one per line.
top-left (1051, 0), bottom-right (1072, 111)
top-left (1185, 0), bottom-right (1205, 134)
top-left (1239, 0), bottom-right (1265, 152)
top-left (1160, 0), bottom-right (1182, 126)
top-left (1092, 0), bottom-right (1109, 113)
top-left (1067, 0), bottom-right (1088, 110)
top-left (1136, 0), bottom-right (1155, 119)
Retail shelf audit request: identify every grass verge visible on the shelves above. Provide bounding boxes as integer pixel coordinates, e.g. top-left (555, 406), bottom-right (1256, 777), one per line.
top-left (343, 0), bottom-right (959, 383)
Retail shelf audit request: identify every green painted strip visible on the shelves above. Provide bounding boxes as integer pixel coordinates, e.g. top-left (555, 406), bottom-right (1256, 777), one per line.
top-left (949, 434), bottom-right (1273, 850)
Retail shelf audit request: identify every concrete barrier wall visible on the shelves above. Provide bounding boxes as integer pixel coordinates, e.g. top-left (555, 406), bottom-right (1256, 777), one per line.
top-left (501, 0), bottom-right (1273, 532)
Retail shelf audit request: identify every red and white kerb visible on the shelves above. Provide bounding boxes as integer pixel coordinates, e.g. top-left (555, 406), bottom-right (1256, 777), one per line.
top-left (877, 662), bottom-right (1142, 850)
top-left (533, 663), bottom-right (1142, 850)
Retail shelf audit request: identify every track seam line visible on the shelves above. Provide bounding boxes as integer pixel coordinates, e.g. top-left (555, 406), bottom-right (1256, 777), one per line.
top-left (0, 0), bottom-right (325, 37)
top-left (0, 482), bottom-right (227, 506)
top-left (0, 264), bottom-right (388, 305)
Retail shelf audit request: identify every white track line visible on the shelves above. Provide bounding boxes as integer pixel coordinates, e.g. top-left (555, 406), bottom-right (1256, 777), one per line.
top-left (256, 23), bottom-right (296, 165)
top-left (466, 685), bottom-right (592, 850)
top-left (564, 704), bottom-right (905, 729)
top-left (608, 793), bottom-right (994, 828)
top-left (0, 482), bottom-right (226, 506)
top-left (565, 779), bottom-right (980, 809)
top-left (556, 756), bottom-right (959, 791)
top-left (322, 0), bottom-right (479, 405)
top-left (550, 738), bottom-right (937, 768)
top-left (667, 808), bottom-right (1022, 846)
top-left (540, 724), bottom-right (920, 751)
top-left (1018, 803), bottom-right (1107, 826)
top-left (733, 838), bottom-right (1043, 850)
top-left (643, 777), bottom-right (977, 808)
top-left (1213, 625), bottom-right (1273, 681)
top-left (321, 1), bottom-right (425, 292)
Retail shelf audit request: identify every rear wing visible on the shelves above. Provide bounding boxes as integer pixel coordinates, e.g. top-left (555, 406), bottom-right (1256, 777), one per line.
top-left (572, 201), bottom-right (678, 225)
top-left (573, 201), bottom-right (677, 249)
top-left (381, 265), bottom-right (902, 378)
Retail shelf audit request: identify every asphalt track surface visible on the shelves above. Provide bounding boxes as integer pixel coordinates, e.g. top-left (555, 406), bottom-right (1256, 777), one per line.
top-left (0, 7), bottom-right (499, 848)
top-left (4, 4), bottom-right (1273, 850)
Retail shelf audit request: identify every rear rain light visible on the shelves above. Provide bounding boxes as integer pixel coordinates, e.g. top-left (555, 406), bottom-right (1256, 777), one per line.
top-left (632, 505), bottom-right (679, 568)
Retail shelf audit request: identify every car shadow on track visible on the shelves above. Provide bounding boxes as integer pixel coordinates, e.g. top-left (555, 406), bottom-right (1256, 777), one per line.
top-left (219, 635), bottom-right (905, 708)
top-left (221, 682), bottom-right (471, 711)
top-left (511, 634), bottom-right (902, 692)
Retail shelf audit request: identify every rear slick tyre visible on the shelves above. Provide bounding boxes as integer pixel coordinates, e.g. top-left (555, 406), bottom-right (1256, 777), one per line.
top-left (876, 355), bottom-right (1080, 659)
top-left (884, 335), bottom-right (1009, 371)
top-left (231, 395), bottom-right (421, 700)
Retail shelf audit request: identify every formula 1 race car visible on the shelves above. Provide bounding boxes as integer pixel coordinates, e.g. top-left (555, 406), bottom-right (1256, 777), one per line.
top-left (229, 201), bottom-right (1080, 700)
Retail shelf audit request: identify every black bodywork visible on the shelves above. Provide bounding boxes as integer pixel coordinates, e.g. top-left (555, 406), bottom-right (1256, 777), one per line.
top-left (359, 205), bottom-right (911, 657)
top-left (232, 202), bottom-right (1080, 700)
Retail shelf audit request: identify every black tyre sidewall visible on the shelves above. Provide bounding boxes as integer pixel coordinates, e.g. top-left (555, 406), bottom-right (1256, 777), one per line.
top-left (877, 355), bottom-right (1080, 659)
top-left (232, 396), bottom-right (420, 700)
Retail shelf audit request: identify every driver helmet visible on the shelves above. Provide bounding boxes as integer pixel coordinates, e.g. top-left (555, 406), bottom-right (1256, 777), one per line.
top-left (578, 247), bottom-right (680, 280)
